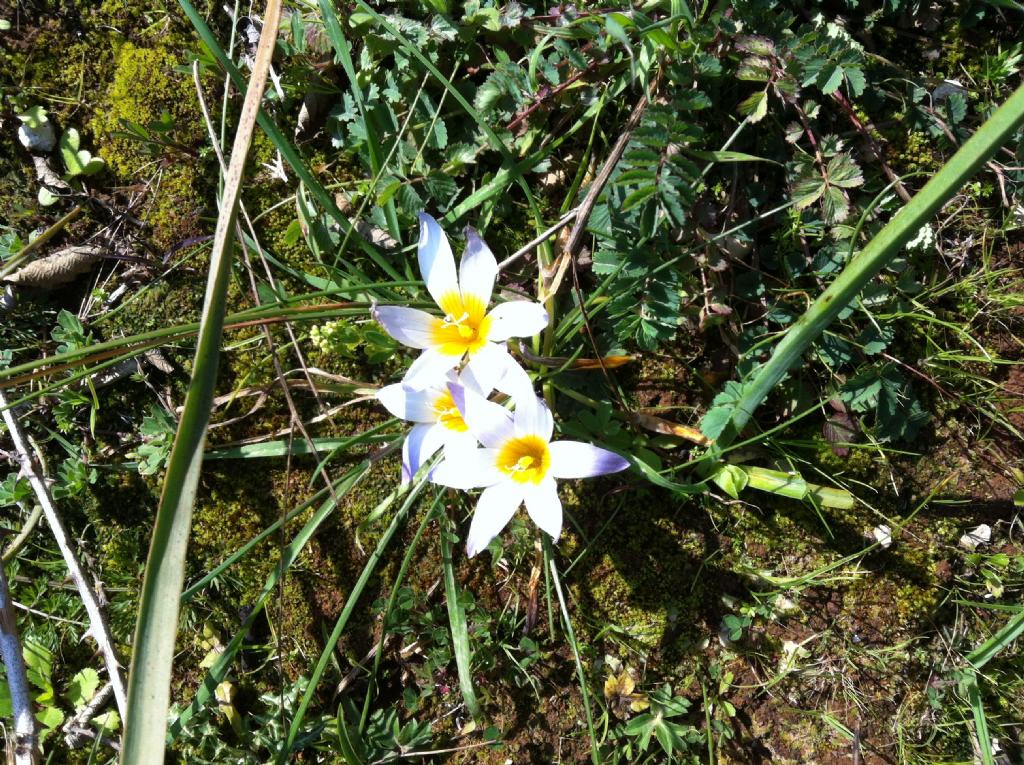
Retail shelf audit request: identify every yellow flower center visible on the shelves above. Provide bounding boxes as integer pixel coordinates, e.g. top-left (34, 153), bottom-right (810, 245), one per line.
top-left (431, 292), bottom-right (492, 357)
top-left (432, 389), bottom-right (468, 432)
top-left (496, 435), bottom-right (550, 484)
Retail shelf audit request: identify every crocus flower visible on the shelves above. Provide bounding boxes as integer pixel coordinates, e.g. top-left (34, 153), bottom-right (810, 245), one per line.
top-left (376, 354), bottom-right (536, 483)
top-left (376, 372), bottom-right (477, 484)
top-left (373, 213), bottom-right (548, 391)
top-left (431, 389), bottom-right (630, 557)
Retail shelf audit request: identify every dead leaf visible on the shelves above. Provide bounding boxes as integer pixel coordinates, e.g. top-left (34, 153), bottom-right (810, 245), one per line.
top-left (4, 245), bottom-right (103, 288)
top-left (630, 411), bottom-right (711, 446)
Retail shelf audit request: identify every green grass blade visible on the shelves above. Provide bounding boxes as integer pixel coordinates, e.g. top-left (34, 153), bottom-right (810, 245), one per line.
top-left (359, 496), bottom-right (440, 731)
top-left (120, 4), bottom-right (283, 763)
top-left (712, 83), bottom-right (1024, 452)
top-left (963, 671), bottom-right (995, 765)
top-left (441, 505), bottom-right (482, 723)
top-left (168, 460), bottom-right (371, 740)
top-left (548, 541), bottom-right (601, 765)
top-left (175, 0), bottom-right (401, 281)
top-left (275, 474), bottom-right (432, 762)
top-left (179, 458), bottom-right (375, 604)
top-left (967, 610), bottom-right (1024, 670)
top-left (317, 0), bottom-right (401, 243)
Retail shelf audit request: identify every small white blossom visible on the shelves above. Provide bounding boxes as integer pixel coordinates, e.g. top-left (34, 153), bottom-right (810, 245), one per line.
top-left (373, 213), bottom-right (548, 391)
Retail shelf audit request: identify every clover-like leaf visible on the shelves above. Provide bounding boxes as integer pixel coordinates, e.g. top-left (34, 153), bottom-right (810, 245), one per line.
top-left (60, 128), bottom-right (106, 177)
top-left (17, 105), bottom-right (49, 128)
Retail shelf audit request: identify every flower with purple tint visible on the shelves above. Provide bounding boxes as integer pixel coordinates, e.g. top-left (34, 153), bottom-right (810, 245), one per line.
top-left (430, 388), bottom-right (629, 557)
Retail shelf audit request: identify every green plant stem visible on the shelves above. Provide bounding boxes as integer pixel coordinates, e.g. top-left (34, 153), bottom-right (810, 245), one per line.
top-left (441, 501), bottom-right (483, 723)
top-left (121, 3), bottom-right (283, 761)
top-left (548, 541), bottom-right (600, 765)
top-left (1, 504), bottom-right (43, 564)
top-left (276, 473), bottom-right (430, 762)
top-left (711, 82), bottom-right (1024, 454)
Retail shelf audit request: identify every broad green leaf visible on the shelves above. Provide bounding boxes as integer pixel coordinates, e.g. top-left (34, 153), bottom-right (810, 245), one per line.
top-left (67, 667), bottom-right (101, 709)
top-left (60, 128), bottom-right (106, 177)
top-left (712, 464), bottom-right (749, 498)
top-left (38, 186), bottom-right (60, 206)
top-left (738, 90), bottom-right (768, 122)
top-left (699, 405), bottom-right (733, 441)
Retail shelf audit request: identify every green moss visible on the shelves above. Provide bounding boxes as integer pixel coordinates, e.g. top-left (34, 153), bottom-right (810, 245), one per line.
top-left (92, 42), bottom-right (200, 176)
top-left (91, 41), bottom-right (210, 249)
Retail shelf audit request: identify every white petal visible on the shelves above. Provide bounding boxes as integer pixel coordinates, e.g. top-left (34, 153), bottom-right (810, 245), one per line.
top-left (442, 429), bottom-right (479, 460)
top-left (494, 356), bottom-right (535, 403)
top-left (466, 483), bottom-right (523, 558)
top-left (402, 347), bottom-right (461, 390)
top-left (548, 441), bottom-right (629, 479)
top-left (417, 213), bottom-right (459, 310)
top-left (373, 305), bottom-right (438, 350)
top-left (514, 393), bottom-right (553, 441)
top-left (377, 383), bottom-right (439, 423)
top-left (522, 477), bottom-right (562, 542)
top-left (458, 227), bottom-right (497, 311)
top-left (430, 448), bottom-right (503, 490)
top-left (486, 301), bottom-right (549, 342)
top-left (450, 382), bottom-right (514, 449)
top-left (402, 423), bottom-right (445, 483)
top-left (463, 341), bottom-right (513, 396)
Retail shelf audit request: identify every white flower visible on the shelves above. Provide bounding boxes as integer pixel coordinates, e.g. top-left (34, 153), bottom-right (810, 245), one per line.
top-left (376, 363), bottom-right (534, 484)
top-left (376, 372), bottom-right (477, 484)
top-left (373, 213), bottom-right (548, 391)
top-left (431, 389), bottom-right (629, 557)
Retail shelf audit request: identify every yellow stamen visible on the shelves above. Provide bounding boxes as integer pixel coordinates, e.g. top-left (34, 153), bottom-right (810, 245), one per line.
top-left (432, 390), bottom-right (468, 432)
top-left (496, 435), bottom-right (550, 485)
top-left (430, 291), bottom-right (492, 357)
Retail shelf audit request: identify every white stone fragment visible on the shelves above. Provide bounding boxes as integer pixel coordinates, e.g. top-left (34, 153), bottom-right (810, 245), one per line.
top-left (959, 524), bottom-right (991, 551)
top-left (872, 524), bottom-right (893, 549)
top-left (17, 121), bottom-right (56, 153)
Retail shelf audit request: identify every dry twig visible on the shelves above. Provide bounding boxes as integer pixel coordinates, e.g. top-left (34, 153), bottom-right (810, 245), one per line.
top-left (0, 391), bottom-right (128, 722)
top-left (0, 562), bottom-right (38, 764)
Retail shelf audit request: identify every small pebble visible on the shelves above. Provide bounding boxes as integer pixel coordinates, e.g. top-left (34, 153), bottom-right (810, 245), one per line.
top-left (958, 523), bottom-right (991, 551)
top-left (872, 524), bottom-right (893, 549)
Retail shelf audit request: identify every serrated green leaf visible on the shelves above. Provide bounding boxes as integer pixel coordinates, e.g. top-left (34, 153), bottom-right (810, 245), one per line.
top-left (700, 405), bottom-right (733, 441)
top-left (827, 153), bottom-right (864, 188)
top-left (845, 67), bottom-right (866, 96)
top-left (841, 371), bottom-right (882, 413)
top-left (738, 90), bottom-right (769, 122)
top-left (737, 57), bottom-right (772, 82)
top-left (36, 704), bottom-right (65, 733)
top-left (67, 667), bottom-right (101, 709)
top-left (818, 64), bottom-right (843, 94)
top-left (792, 176), bottom-right (825, 209)
top-left (621, 185), bottom-right (658, 212)
top-left (822, 184), bottom-right (851, 223)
